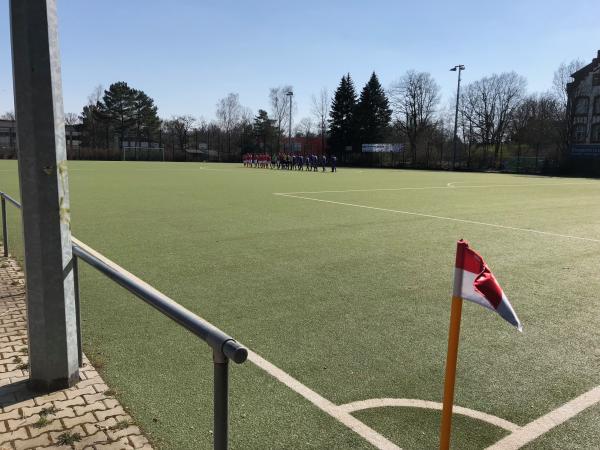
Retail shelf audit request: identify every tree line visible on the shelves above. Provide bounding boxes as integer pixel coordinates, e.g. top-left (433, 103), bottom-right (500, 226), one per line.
top-left (325, 62), bottom-right (582, 173)
top-left (3, 58), bottom-right (580, 172)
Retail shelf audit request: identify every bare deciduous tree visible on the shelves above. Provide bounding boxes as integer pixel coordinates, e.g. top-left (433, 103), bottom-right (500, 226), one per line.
top-left (240, 106), bottom-right (253, 127)
top-left (216, 93), bottom-right (242, 156)
top-left (389, 70), bottom-right (440, 162)
top-left (552, 59), bottom-right (585, 108)
top-left (64, 112), bottom-right (80, 155)
top-left (511, 93), bottom-right (562, 170)
top-left (296, 117), bottom-right (313, 137)
top-left (552, 60), bottom-right (586, 157)
top-left (311, 88), bottom-right (329, 153)
top-left (295, 117), bottom-right (314, 153)
top-left (269, 86), bottom-right (293, 152)
top-left (460, 72), bottom-right (527, 166)
top-left (165, 115), bottom-right (195, 157)
top-left (0, 111), bottom-right (15, 120)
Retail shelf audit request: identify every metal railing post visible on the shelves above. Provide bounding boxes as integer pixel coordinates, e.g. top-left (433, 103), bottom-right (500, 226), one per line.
top-left (213, 349), bottom-right (229, 450)
top-left (73, 255), bottom-right (83, 368)
top-left (1, 196), bottom-right (8, 257)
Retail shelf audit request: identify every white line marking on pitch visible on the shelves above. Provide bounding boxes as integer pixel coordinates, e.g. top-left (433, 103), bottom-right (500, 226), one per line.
top-left (247, 350), bottom-right (401, 450)
top-left (275, 181), bottom-right (598, 195)
top-left (274, 193), bottom-right (600, 243)
top-left (339, 398), bottom-right (520, 432)
top-left (486, 385), bottom-right (600, 449)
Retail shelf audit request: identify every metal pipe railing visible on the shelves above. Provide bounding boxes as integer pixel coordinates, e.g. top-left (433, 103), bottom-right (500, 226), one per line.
top-left (1, 196), bottom-right (7, 257)
top-left (0, 190), bottom-right (247, 450)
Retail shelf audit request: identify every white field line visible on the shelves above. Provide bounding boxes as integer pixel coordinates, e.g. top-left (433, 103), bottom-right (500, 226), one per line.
top-left (274, 193), bottom-right (600, 243)
top-left (486, 385), bottom-right (600, 449)
top-left (71, 235), bottom-right (396, 448)
top-left (274, 181), bottom-right (598, 195)
top-left (339, 398), bottom-right (520, 432)
top-left (247, 350), bottom-right (401, 450)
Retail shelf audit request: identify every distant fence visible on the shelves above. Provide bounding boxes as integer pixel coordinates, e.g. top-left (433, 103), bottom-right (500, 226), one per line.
top-left (333, 144), bottom-right (568, 175)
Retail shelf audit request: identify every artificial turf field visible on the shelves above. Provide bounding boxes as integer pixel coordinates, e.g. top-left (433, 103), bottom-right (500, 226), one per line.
top-left (1, 160), bottom-right (599, 449)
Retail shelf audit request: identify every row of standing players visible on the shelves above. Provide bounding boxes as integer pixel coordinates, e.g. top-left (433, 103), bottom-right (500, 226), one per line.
top-left (242, 153), bottom-right (337, 172)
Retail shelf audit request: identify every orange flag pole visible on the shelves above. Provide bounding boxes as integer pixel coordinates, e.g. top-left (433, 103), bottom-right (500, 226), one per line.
top-left (439, 295), bottom-right (463, 450)
top-left (440, 241), bottom-right (466, 450)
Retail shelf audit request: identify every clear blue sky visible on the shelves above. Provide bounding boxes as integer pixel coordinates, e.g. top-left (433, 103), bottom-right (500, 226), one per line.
top-left (1, 0), bottom-right (599, 123)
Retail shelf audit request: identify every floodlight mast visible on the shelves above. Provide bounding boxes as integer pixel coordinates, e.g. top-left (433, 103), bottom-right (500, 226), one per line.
top-left (450, 65), bottom-right (465, 170)
top-left (286, 91), bottom-right (293, 153)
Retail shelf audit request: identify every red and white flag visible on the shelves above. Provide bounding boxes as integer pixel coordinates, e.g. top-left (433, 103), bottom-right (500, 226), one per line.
top-left (453, 240), bottom-right (522, 331)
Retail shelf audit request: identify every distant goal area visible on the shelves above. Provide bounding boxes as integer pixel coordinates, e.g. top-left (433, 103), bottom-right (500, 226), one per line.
top-left (122, 141), bottom-right (165, 161)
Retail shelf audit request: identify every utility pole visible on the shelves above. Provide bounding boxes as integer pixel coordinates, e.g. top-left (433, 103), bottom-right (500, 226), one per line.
top-left (10, 0), bottom-right (79, 390)
top-left (286, 91), bottom-right (293, 153)
top-left (450, 65), bottom-right (465, 170)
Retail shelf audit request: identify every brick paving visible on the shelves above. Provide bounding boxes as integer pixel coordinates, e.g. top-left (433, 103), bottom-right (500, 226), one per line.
top-left (0, 248), bottom-right (153, 450)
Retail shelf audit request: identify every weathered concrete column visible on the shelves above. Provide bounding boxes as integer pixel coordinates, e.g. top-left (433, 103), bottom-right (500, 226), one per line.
top-left (10, 0), bottom-right (79, 390)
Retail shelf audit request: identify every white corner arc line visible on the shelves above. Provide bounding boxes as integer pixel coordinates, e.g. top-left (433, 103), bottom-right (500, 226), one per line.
top-left (274, 193), bottom-right (600, 243)
top-left (486, 385), bottom-right (600, 449)
top-left (339, 398), bottom-right (520, 432)
top-left (247, 350), bottom-right (401, 450)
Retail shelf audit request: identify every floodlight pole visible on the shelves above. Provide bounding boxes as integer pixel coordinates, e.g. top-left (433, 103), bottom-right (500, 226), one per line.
top-left (286, 91), bottom-right (293, 152)
top-left (10, 0), bottom-right (79, 390)
top-left (451, 65), bottom-right (465, 171)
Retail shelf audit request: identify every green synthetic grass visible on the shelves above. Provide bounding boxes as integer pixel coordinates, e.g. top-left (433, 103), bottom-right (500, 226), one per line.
top-left (354, 408), bottom-right (508, 449)
top-left (0, 161), bottom-right (599, 449)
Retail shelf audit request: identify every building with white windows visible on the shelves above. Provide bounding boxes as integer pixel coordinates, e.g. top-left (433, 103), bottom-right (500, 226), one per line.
top-left (567, 50), bottom-right (600, 156)
top-left (0, 118), bottom-right (81, 158)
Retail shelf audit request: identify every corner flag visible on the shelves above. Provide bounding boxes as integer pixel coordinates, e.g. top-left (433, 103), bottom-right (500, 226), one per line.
top-left (453, 240), bottom-right (522, 331)
top-left (440, 240), bottom-right (523, 450)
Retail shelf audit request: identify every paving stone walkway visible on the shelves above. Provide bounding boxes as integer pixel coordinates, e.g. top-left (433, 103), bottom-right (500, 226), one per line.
top-left (0, 248), bottom-right (153, 449)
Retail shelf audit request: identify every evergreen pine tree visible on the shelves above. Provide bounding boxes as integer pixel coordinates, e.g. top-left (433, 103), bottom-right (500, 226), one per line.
top-left (94, 82), bottom-right (160, 148)
top-left (253, 109), bottom-right (276, 152)
top-left (98, 82), bottom-right (136, 146)
top-left (132, 90), bottom-right (160, 143)
top-left (355, 72), bottom-right (392, 144)
top-left (328, 74), bottom-right (357, 152)
top-left (80, 103), bottom-right (103, 148)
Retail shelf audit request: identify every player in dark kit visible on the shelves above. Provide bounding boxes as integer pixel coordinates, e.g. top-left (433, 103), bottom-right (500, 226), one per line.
top-left (331, 155), bottom-right (337, 172)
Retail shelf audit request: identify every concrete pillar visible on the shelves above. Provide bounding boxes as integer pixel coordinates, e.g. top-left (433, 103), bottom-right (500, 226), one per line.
top-left (10, 0), bottom-right (79, 390)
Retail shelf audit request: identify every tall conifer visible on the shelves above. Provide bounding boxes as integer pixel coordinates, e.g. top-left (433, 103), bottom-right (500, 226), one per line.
top-left (328, 74), bottom-right (357, 152)
top-left (355, 72), bottom-right (392, 144)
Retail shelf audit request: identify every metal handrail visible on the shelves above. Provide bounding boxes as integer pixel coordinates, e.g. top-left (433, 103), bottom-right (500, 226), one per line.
top-left (0, 190), bottom-right (246, 450)
top-left (71, 237), bottom-right (247, 363)
top-left (0, 192), bottom-right (20, 208)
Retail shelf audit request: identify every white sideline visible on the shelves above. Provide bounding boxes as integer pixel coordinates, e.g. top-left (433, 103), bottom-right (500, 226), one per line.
top-left (339, 398), bottom-right (520, 432)
top-left (486, 385), bottom-right (600, 449)
top-left (274, 193), bottom-right (600, 243)
top-left (247, 350), bottom-right (402, 450)
top-left (275, 181), bottom-right (598, 195)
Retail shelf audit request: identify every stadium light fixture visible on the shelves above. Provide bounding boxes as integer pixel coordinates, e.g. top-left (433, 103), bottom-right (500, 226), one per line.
top-left (450, 65), bottom-right (465, 170)
top-left (286, 91), bottom-right (293, 153)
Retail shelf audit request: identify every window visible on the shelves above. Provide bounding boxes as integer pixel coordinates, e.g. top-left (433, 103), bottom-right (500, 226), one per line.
top-left (591, 124), bottom-right (600, 143)
top-left (594, 96), bottom-right (600, 115)
top-left (574, 96), bottom-right (589, 115)
top-left (574, 123), bottom-right (588, 142)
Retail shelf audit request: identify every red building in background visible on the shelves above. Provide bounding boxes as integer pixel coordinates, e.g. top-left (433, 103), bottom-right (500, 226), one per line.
top-left (283, 136), bottom-right (328, 155)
